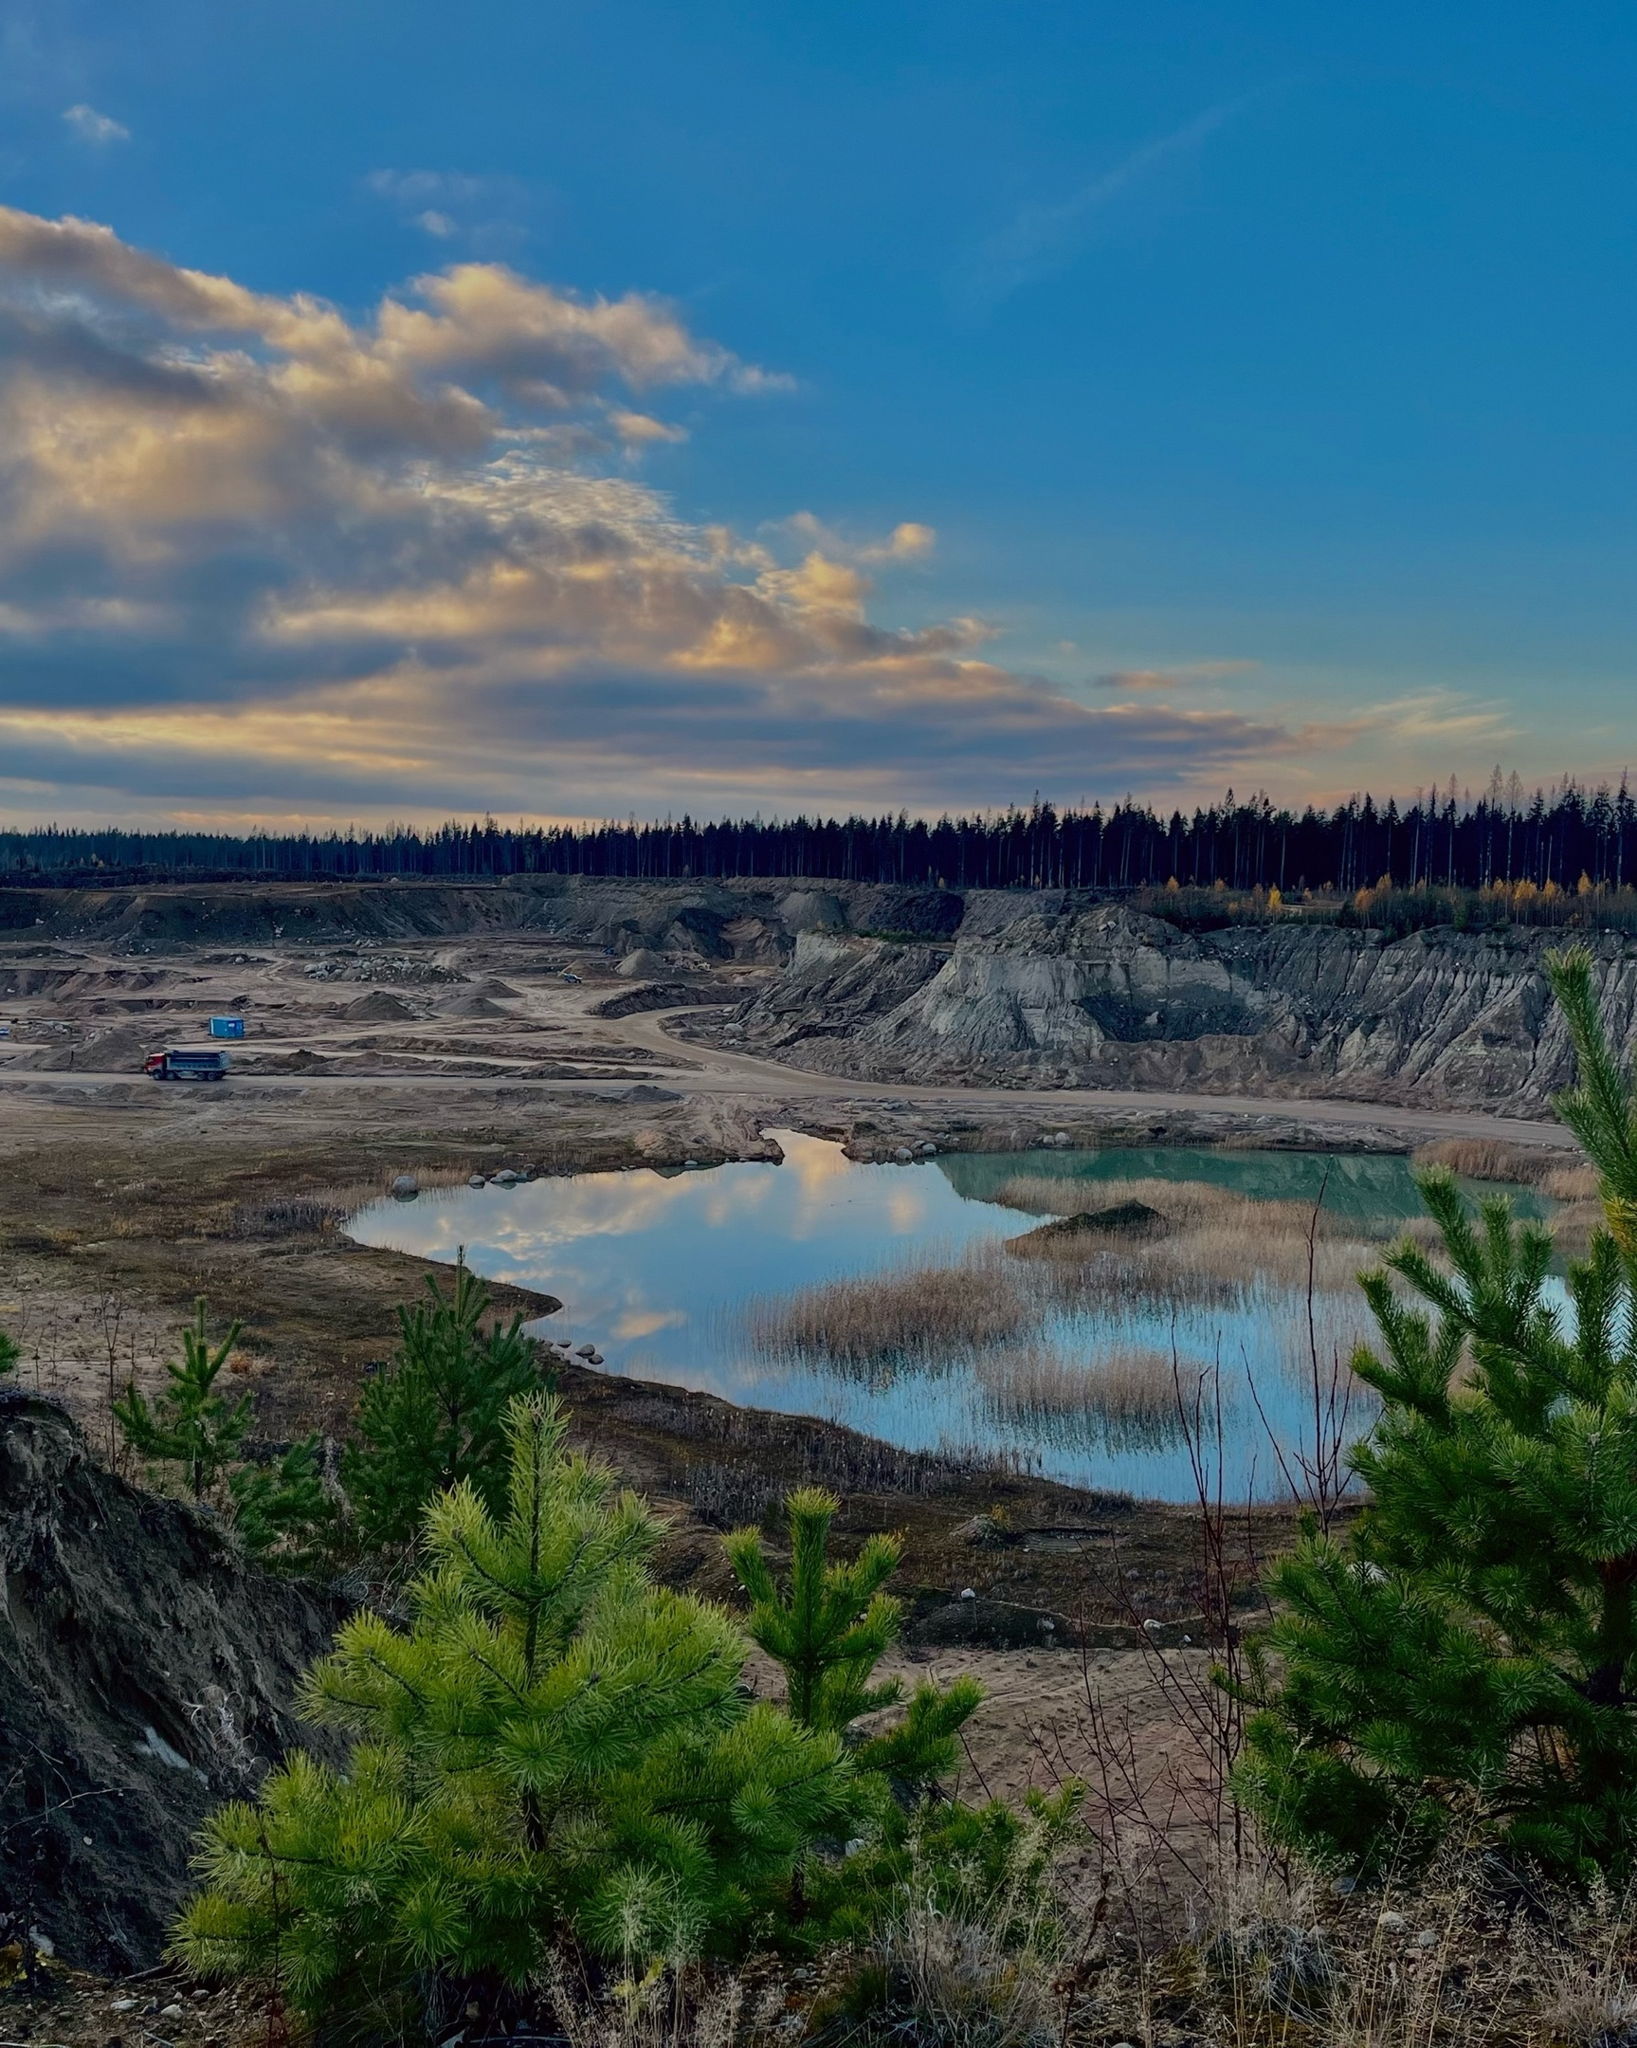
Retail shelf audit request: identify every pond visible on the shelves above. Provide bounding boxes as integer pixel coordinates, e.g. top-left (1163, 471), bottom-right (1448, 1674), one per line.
top-left (347, 1133), bottom-right (1549, 1503)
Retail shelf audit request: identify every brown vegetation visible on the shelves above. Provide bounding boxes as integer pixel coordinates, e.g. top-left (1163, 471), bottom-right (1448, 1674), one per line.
top-left (1411, 1133), bottom-right (1567, 1184)
top-left (975, 1341), bottom-right (1189, 1440)
top-left (745, 1261), bottom-right (1031, 1368)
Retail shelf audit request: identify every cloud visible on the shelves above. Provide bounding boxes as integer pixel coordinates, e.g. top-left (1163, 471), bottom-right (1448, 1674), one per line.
top-left (1093, 660), bottom-right (1258, 692)
top-left (608, 408), bottom-right (688, 448)
top-left (366, 169), bottom-right (494, 208)
top-left (783, 513), bottom-right (936, 563)
top-left (961, 97), bottom-right (1250, 307)
top-left (364, 167), bottom-right (537, 249)
top-left (62, 102), bottom-right (129, 145)
top-left (0, 205), bottom-right (1314, 824)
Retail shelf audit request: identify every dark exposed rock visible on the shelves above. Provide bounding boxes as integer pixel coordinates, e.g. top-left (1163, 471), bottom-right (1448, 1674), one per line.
top-left (905, 1594), bottom-right (1072, 1649)
top-left (1006, 1201), bottom-right (1167, 1254)
top-left (0, 1394), bottom-right (340, 1972)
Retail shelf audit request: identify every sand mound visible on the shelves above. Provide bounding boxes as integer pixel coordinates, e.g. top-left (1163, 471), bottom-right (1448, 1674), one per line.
top-left (344, 990), bottom-right (415, 1022)
top-left (617, 948), bottom-right (671, 978)
top-left (441, 993), bottom-right (508, 1018)
top-left (473, 977), bottom-right (521, 998)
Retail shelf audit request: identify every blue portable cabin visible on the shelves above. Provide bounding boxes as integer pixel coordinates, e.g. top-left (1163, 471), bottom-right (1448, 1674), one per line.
top-left (208, 1015), bottom-right (246, 1039)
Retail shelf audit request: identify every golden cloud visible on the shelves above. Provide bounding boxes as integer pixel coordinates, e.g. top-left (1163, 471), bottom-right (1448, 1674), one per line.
top-left (0, 206), bottom-right (1309, 823)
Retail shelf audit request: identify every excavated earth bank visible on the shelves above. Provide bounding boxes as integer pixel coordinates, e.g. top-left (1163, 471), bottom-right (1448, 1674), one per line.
top-left (0, 1394), bottom-right (339, 1972)
top-left (725, 902), bottom-right (1637, 1113)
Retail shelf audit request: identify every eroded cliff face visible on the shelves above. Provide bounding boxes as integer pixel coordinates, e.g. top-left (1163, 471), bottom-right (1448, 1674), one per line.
top-left (0, 1395), bottom-right (339, 1971)
top-left (730, 905), bottom-right (1637, 1112)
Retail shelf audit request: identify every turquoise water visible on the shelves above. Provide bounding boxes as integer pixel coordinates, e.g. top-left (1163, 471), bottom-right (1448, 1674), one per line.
top-left (345, 1135), bottom-right (1543, 1503)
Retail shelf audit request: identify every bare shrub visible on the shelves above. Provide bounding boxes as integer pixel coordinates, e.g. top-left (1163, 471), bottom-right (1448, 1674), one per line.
top-left (228, 1193), bottom-right (347, 1238)
top-left (674, 1458), bottom-right (789, 1529)
top-left (746, 1262), bottom-right (1030, 1368)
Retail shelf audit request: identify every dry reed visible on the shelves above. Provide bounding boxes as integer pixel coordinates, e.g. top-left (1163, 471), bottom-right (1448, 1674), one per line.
top-left (1412, 1134), bottom-right (1570, 1185)
top-left (975, 1342), bottom-right (1188, 1437)
top-left (745, 1261), bottom-right (1030, 1367)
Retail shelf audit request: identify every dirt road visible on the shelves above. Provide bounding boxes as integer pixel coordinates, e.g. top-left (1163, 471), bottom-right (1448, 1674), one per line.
top-left (0, 998), bottom-right (1574, 1150)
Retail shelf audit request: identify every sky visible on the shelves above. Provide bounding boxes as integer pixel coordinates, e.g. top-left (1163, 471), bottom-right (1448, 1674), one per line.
top-left (1, 0), bottom-right (1634, 829)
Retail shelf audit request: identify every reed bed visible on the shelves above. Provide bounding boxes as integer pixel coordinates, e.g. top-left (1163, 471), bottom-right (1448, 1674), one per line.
top-left (1411, 1134), bottom-right (1567, 1185)
top-left (744, 1259), bottom-right (1031, 1369)
top-left (994, 1173), bottom-right (1248, 1223)
top-left (997, 1180), bottom-right (1394, 1306)
top-left (976, 1341), bottom-right (1191, 1440)
top-left (1543, 1162), bottom-right (1601, 1202)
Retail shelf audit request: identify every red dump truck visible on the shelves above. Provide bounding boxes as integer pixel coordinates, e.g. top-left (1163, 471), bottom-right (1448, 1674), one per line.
top-left (144, 1046), bottom-right (230, 1082)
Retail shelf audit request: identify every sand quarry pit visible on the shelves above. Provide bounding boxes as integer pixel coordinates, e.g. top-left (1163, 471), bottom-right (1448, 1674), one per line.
top-left (0, 882), bottom-right (1581, 1874)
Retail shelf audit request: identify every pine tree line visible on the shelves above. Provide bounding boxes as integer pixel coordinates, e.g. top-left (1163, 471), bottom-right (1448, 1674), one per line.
top-left (4, 775), bottom-right (1636, 893)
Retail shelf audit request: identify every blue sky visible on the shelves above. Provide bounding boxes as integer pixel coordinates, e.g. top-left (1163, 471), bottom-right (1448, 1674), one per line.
top-left (0, 0), bottom-right (1632, 825)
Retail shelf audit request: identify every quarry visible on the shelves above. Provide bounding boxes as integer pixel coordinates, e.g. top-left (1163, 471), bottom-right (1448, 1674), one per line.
top-left (0, 871), bottom-right (1613, 2027)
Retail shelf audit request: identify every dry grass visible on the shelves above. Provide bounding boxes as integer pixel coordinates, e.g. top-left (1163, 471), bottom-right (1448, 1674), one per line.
top-left (1544, 1162), bottom-right (1601, 1202)
top-left (1069, 1849), bottom-right (1637, 2048)
top-left (994, 1173), bottom-right (1242, 1223)
top-left (976, 1343), bottom-right (1187, 1438)
top-left (994, 1180), bottom-right (1392, 1311)
top-left (1412, 1134), bottom-right (1569, 1185)
top-left (745, 1261), bottom-right (1031, 1368)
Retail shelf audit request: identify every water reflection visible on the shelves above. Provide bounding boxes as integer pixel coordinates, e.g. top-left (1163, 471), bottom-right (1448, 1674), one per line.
top-left (346, 1132), bottom-right (1520, 1503)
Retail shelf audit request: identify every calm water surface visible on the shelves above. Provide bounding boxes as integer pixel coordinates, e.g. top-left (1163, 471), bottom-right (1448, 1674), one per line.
top-left (347, 1135), bottom-right (1542, 1502)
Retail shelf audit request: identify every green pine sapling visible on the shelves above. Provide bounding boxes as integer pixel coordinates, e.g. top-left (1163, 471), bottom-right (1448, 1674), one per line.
top-left (1235, 947), bottom-right (1637, 1881)
top-left (341, 1255), bottom-right (544, 1551)
top-left (726, 1486), bottom-right (981, 1782)
top-left (228, 1437), bottom-right (335, 1574)
top-left (112, 1299), bottom-right (330, 1568)
top-left (115, 1298), bottom-right (251, 1501)
top-left (178, 1397), bottom-right (855, 2033)
top-left (725, 1487), bottom-right (1078, 1944)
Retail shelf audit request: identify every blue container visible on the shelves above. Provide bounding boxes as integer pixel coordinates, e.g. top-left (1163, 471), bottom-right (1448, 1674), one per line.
top-left (208, 1015), bottom-right (246, 1039)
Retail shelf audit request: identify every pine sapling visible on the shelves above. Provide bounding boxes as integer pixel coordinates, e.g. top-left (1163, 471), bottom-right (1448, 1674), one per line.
top-left (178, 1397), bottom-right (856, 2032)
top-left (726, 1485), bottom-right (981, 1785)
top-left (1234, 947), bottom-right (1637, 1881)
top-left (115, 1298), bottom-right (250, 1501)
top-left (724, 1487), bottom-right (1080, 1949)
top-left (228, 1437), bottom-right (335, 1572)
top-left (342, 1255), bottom-right (544, 1552)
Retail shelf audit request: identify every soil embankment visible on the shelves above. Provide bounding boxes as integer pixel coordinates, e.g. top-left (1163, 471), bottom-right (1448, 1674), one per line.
top-left (0, 1394), bottom-right (341, 1972)
top-left (723, 901), bottom-right (1637, 1113)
